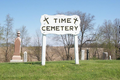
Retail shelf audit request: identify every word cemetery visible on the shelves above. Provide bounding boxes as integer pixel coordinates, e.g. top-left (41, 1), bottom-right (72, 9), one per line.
top-left (42, 26), bottom-right (78, 31)
top-left (40, 14), bottom-right (81, 65)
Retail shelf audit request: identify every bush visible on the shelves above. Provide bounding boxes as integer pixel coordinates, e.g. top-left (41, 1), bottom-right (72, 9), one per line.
top-left (90, 57), bottom-right (100, 60)
top-left (117, 57), bottom-right (120, 60)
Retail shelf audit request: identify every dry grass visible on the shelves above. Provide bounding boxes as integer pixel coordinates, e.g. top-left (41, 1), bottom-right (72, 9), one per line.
top-left (0, 46), bottom-right (112, 62)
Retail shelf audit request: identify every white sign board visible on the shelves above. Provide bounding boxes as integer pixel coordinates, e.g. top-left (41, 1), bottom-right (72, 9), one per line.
top-left (40, 15), bottom-right (80, 35)
top-left (40, 14), bottom-right (80, 65)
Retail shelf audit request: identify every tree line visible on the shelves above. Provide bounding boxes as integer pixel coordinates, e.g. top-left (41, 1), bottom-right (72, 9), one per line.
top-left (54, 11), bottom-right (120, 60)
top-left (0, 11), bottom-right (120, 62)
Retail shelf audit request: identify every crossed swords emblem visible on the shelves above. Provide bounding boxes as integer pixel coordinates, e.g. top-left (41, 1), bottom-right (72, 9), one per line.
top-left (43, 17), bottom-right (78, 24)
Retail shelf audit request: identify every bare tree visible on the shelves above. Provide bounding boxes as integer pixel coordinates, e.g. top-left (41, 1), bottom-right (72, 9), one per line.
top-left (32, 30), bottom-right (41, 61)
top-left (0, 24), bottom-right (4, 41)
top-left (3, 14), bottom-right (14, 62)
top-left (51, 46), bottom-right (66, 60)
top-left (0, 24), bottom-right (4, 62)
top-left (113, 18), bottom-right (120, 58)
top-left (97, 20), bottom-right (116, 59)
top-left (95, 19), bottom-right (120, 59)
top-left (46, 45), bottom-right (56, 61)
top-left (57, 11), bottom-right (95, 59)
top-left (61, 34), bottom-right (74, 60)
top-left (54, 34), bottom-right (74, 60)
top-left (77, 12), bottom-right (95, 58)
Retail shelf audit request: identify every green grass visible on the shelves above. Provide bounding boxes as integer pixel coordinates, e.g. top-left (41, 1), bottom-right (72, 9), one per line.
top-left (0, 60), bottom-right (120, 80)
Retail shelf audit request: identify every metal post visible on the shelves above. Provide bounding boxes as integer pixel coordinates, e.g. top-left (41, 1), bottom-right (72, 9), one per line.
top-left (41, 34), bottom-right (46, 65)
top-left (87, 49), bottom-right (89, 60)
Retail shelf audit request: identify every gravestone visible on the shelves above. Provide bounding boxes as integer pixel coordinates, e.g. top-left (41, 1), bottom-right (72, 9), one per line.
top-left (109, 55), bottom-right (111, 60)
top-left (81, 50), bottom-right (85, 60)
top-left (86, 49), bottom-right (89, 60)
top-left (24, 51), bottom-right (27, 62)
top-left (10, 31), bottom-right (23, 62)
top-left (103, 52), bottom-right (108, 60)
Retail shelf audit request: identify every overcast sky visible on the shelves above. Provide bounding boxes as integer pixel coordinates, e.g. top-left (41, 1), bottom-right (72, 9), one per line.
top-left (0, 0), bottom-right (120, 46)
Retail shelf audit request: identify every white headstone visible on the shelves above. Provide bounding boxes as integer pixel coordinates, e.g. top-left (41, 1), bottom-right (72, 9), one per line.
top-left (81, 50), bottom-right (85, 60)
top-left (109, 55), bottom-right (111, 60)
top-left (24, 51), bottom-right (27, 62)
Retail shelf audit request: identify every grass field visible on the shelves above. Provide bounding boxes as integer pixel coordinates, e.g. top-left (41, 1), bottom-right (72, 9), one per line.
top-left (0, 60), bottom-right (120, 80)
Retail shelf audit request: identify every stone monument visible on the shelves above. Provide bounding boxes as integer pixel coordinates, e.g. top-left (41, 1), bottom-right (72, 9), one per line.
top-left (10, 31), bottom-right (23, 62)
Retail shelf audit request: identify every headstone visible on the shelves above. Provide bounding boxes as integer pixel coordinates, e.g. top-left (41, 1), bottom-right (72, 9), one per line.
top-left (103, 52), bottom-right (108, 60)
top-left (109, 55), bottom-right (111, 60)
top-left (87, 49), bottom-right (89, 60)
top-left (24, 51), bottom-right (27, 62)
top-left (81, 50), bottom-right (85, 60)
top-left (10, 31), bottom-right (23, 62)
top-left (71, 57), bottom-right (72, 60)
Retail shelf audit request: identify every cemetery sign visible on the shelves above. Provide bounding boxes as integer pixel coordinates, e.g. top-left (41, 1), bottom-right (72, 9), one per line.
top-left (40, 14), bottom-right (80, 35)
top-left (40, 14), bottom-right (81, 65)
